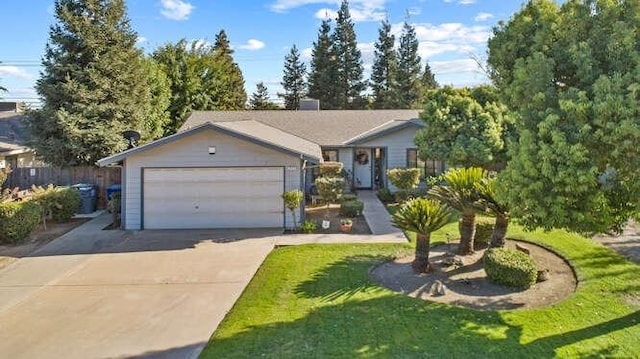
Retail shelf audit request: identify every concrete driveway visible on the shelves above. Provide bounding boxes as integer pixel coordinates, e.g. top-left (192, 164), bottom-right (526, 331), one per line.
top-left (0, 214), bottom-right (277, 358)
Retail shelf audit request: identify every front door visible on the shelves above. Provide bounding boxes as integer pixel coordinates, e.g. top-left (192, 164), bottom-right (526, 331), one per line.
top-left (354, 148), bottom-right (372, 189)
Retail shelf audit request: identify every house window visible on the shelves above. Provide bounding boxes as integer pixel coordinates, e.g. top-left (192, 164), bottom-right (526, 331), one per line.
top-left (407, 149), bottom-right (442, 178)
top-left (322, 149), bottom-right (339, 162)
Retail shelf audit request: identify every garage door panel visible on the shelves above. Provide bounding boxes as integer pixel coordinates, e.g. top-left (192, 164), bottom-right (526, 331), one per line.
top-left (143, 167), bottom-right (285, 229)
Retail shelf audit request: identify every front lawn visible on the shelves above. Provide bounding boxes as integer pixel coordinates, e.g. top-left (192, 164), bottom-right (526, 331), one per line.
top-left (201, 225), bottom-right (640, 358)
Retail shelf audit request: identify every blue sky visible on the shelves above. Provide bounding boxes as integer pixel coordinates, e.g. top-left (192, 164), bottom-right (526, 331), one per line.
top-left (0, 0), bottom-right (528, 106)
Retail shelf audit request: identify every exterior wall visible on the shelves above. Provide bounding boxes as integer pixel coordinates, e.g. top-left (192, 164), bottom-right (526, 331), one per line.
top-left (0, 152), bottom-right (46, 169)
top-left (358, 126), bottom-right (420, 190)
top-left (122, 129), bottom-right (302, 230)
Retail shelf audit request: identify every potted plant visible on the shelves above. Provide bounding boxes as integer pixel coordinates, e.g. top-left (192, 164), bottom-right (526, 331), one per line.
top-left (340, 218), bottom-right (353, 232)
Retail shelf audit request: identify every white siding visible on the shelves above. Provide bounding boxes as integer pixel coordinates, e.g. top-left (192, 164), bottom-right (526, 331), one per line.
top-left (123, 129), bottom-right (301, 230)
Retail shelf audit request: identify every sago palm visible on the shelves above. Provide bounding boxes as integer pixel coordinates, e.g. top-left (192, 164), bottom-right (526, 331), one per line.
top-left (392, 198), bottom-right (453, 273)
top-left (428, 167), bottom-right (487, 255)
top-left (475, 176), bottom-right (510, 248)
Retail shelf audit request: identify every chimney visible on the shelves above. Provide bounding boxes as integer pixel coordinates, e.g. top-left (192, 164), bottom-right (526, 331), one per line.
top-left (299, 98), bottom-right (320, 111)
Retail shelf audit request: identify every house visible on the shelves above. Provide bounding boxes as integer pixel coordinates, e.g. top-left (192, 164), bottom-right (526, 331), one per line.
top-left (0, 108), bottom-right (44, 169)
top-left (98, 109), bottom-right (445, 230)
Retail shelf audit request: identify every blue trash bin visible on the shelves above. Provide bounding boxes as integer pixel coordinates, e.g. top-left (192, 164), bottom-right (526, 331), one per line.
top-left (106, 184), bottom-right (122, 201)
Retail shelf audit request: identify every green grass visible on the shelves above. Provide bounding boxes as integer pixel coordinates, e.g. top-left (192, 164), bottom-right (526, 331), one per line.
top-left (201, 224), bottom-right (640, 358)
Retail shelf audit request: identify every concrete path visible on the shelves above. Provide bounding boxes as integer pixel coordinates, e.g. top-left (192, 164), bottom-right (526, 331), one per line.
top-left (0, 216), bottom-right (276, 359)
top-left (358, 190), bottom-right (406, 236)
top-left (593, 220), bottom-right (640, 265)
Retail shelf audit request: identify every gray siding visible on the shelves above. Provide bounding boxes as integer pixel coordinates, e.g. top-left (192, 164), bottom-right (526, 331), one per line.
top-left (123, 129), bottom-right (301, 230)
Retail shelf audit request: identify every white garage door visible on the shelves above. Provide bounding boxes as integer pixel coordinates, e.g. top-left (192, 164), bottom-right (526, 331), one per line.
top-left (143, 167), bottom-right (284, 229)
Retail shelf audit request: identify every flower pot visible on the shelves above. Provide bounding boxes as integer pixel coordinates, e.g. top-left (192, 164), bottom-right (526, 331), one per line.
top-left (340, 223), bottom-right (352, 232)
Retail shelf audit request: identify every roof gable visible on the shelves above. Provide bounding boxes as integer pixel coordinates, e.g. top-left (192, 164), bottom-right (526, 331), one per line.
top-left (97, 121), bottom-right (322, 167)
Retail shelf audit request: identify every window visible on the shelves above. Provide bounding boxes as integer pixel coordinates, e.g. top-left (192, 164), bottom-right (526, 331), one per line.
top-left (407, 149), bottom-right (443, 178)
top-left (322, 149), bottom-right (339, 162)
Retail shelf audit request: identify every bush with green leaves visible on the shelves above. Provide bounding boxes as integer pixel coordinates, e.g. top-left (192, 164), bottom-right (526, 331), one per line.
top-left (340, 200), bottom-right (364, 217)
top-left (483, 247), bottom-right (538, 289)
top-left (282, 189), bottom-right (304, 228)
top-left (0, 166), bottom-right (11, 187)
top-left (300, 220), bottom-right (317, 234)
top-left (315, 176), bottom-right (344, 207)
top-left (319, 161), bottom-right (344, 177)
top-left (469, 217), bottom-right (494, 249)
top-left (377, 188), bottom-right (394, 203)
top-left (387, 168), bottom-right (421, 192)
top-left (31, 185), bottom-right (81, 224)
top-left (0, 200), bottom-right (42, 244)
top-left (341, 194), bottom-right (358, 203)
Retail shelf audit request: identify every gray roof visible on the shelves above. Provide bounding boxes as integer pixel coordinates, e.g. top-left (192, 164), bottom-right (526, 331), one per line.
top-left (97, 121), bottom-right (322, 167)
top-left (0, 112), bottom-right (32, 155)
top-left (345, 119), bottom-right (425, 145)
top-left (182, 110), bottom-right (421, 146)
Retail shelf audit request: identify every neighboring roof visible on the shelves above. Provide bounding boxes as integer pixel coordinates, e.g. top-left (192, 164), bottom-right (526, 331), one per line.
top-left (0, 112), bottom-right (33, 156)
top-left (182, 110), bottom-right (421, 146)
top-left (345, 119), bottom-right (425, 145)
top-left (97, 121), bottom-right (322, 167)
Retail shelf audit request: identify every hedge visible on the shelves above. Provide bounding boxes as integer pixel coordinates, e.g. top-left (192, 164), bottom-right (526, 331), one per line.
top-left (474, 218), bottom-right (494, 249)
top-left (0, 200), bottom-right (42, 244)
top-left (387, 168), bottom-right (421, 191)
top-left (340, 200), bottom-right (364, 217)
top-left (319, 162), bottom-right (344, 177)
top-left (483, 247), bottom-right (538, 289)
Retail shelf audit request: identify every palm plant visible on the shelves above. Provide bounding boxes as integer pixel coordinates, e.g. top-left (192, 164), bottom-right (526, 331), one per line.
top-left (476, 176), bottom-right (510, 248)
top-left (428, 167), bottom-right (487, 255)
top-left (392, 198), bottom-right (453, 273)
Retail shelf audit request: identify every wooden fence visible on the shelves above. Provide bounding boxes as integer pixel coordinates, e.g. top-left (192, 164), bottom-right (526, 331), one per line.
top-left (4, 166), bottom-right (121, 208)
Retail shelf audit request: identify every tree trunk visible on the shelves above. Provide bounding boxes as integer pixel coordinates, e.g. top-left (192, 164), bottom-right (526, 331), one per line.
top-left (412, 232), bottom-right (432, 273)
top-left (291, 210), bottom-right (298, 229)
top-left (490, 214), bottom-right (509, 248)
top-left (458, 212), bottom-right (476, 255)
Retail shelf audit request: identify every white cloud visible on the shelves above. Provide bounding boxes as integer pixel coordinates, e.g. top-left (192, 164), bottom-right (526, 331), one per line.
top-left (301, 47), bottom-right (313, 61)
top-left (273, 0), bottom-right (387, 22)
top-left (431, 59), bottom-right (481, 74)
top-left (136, 36), bottom-right (148, 45)
top-left (459, 0), bottom-right (476, 4)
top-left (0, 66), bottom-right (34, 80)
top-left (398, 22), bottom-right (490, 45)
top-left (239, 39), bottom-right (266, 51)
top-left (160, 0), bottom-right (194, 21)
top-left (474, 12), bottom-right (493, 21)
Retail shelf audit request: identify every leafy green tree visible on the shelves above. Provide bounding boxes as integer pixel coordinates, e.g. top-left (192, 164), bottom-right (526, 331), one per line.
top-left (396, 21), bottom-right (422, 108)
top-left (371, 19), bottom-right (399, 109)
top-left (420, 62), bottom-right (438, 91)
top-left (308, 19), bottom-right (337, 109)
top-left (29, 0), bottom-right (155, 166)
top-left (279, 45), bottom-right (307, 110)
top-left (488, 0), bottom-right (640, 234)
top-left (141, 57), bottom-right (171, 141)
top-left (331, 0), bottom-right (366, 109)
top-left (250, 82), bottom-right (278, 110)
top-left (415, 86), bottom-right (513, 170)
top-left (392, 198), bottom-right (453, 273)
top-left (428, 167), bottom-right (487, 255)
top-left (282, 189), bottom-right (304, 229)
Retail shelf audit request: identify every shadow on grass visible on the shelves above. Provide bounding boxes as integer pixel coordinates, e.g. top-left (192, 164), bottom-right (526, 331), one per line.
top-left (204, 254), bottom-right (638, 358)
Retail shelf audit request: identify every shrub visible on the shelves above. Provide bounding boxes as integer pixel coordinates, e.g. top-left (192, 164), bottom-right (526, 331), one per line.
top-left (319, 162), bottom-right (344, 177)
top-left (300, 220), bottom-right (317, 234)
top-left (340, 200), bottom-right (364, 217)
top-left (0, 200), bottom-right (42, 244)
top-left (387, 168), bottom-right (421, 192)
top-left (282, 189), bottom-right (304, 228)
top-left (377, 188), bottom-right (394, 203)
top-left (341, 194), bottom-right (358, 203)
top-left (0, 166), bottom-right (11, 187)
top-left (484, 247), bottom-right (537, 289)
top-left (315, 177), bottom-right (345, 205)
top-left (465, 217), bottom-right (494, 249)
top-left (52, 187), bottom-right (81, 222)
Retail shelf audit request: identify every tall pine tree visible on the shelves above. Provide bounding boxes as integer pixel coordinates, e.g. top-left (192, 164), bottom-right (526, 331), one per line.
top-left (370, 18), bottom-right (399, 109)
top-left (211, 30), bottom-right (247, 110)
top-left (308, 19), bottom-right (337, 109)
top-left (331, 0), bottom-right (365, 109)
top-left (250, 82), bottom-right (278, 110)
top-left (421, 62), bottom-right (438, 90)
top-left (279, 45), bottom-right (307, 110)
top-left (396, 21), bottom-right (422, 108)
top-left (30, 0), bottom-right (157, 166)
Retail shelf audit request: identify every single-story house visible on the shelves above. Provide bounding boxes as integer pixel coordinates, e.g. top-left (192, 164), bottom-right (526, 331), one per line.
top-left (97, 109), bottom-right (445, 230)
top-left (0, 110), bottom-right (43, 169)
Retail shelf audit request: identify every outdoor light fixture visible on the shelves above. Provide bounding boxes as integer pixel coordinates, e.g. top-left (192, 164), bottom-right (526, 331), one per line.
top-left (208, 146), bottom-right (216, 155)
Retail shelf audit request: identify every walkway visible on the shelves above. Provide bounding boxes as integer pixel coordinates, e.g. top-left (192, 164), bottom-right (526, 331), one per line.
top-left (593, 220), bottom-right (640, 265)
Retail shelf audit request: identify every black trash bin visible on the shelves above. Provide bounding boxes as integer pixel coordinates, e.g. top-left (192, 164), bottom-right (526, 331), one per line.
top-left (73, 183), bottom-right (97, 214)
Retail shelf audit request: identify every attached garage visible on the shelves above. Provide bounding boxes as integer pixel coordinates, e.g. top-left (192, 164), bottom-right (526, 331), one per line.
top-left (97, 121), bottom-right (322, 230)
top-left (143, 167), bottom-right (284, 229)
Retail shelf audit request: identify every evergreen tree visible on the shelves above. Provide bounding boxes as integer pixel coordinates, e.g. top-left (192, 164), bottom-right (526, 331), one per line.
top-left (211, 30), bottom-right (247, 110)
top-left (141, 56), bottom-right (171, 141)
top-left (250, 82), bottom-right (278, 110)
top-left (421, 62), bottom-right (438, 91)
top-left (279, 45), bottom-right (307, 110)
top-left (29, 0), bottom-right (156, 166)
top-left (370, 19), bottom-right (399, 109)
top-left (396, 21), bottom-right (422, 108)
top-left (308, 19), bottom-right (337, 109)
top-left (331, 0), bottom-right (366, 109)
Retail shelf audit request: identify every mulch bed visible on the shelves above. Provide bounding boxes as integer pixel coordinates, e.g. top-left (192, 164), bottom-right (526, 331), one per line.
top-left (304, 203), bottom-right (371, 235)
